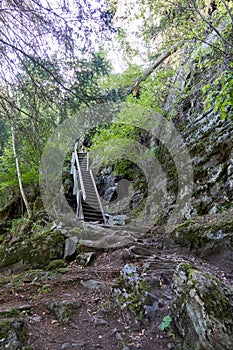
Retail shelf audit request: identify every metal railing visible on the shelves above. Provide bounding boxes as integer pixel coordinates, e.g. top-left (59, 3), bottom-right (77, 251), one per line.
top-left (89, 169), bottom-right (107, 224)
top-left (71, 144), bottom-right (106, 223)
top-left (74, 142), bottom-right (86, 201)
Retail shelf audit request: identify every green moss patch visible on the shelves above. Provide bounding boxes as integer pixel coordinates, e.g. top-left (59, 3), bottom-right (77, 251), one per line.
top-left (0, 226), bottom-right (65, 271)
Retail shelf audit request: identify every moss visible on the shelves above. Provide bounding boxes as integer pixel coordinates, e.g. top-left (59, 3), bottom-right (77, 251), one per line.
top-left (0, 227), bottom-right (65, 270)
top-left (47, 301), bottom-right (81, 324)
top-left (176, 263), bottom-right (233, 327)
top-left (0, 308), bottom-right (21, 318)
top-left (111, 268), bottom-right (151, 321)
top-left (0, 318), bottom-right (26, 343)
top-left (0, 275), bottom-right (11, 287)
top-left (46, 259), bottom-right (67, 271)
top-left (173, 215), bottom-right (233, 250)
top-left (0, 319), bottom-right (12, 338)
top-left (180, 262), bottom-right (200, 280)
top-left (202, 283), bottom-right (233, 322)
top-left (194, 165), bottom-right (208, 181)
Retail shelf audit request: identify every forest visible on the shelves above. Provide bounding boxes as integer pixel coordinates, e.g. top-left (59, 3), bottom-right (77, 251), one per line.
top-left (0, 1), bottom-right (233, 349)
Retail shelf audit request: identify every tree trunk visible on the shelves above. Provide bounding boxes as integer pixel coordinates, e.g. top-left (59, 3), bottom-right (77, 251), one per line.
top-left (131, 42), bottom-right (183, 92)
top-left (11, 119), bottom-right (33, 219)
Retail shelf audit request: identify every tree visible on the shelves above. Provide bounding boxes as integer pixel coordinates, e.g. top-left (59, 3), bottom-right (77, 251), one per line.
top-left (11, 119), bottom-right (33, 218)
top-left (0, 0), bottom-right (115, 217)
top-left (106, 0), bottom-right (233, 121)
top-left (0, 0), bottom-right (115, 116)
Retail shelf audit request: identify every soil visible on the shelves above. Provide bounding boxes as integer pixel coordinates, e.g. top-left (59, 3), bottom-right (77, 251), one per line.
top-left (0, 219), bottom-right (232, 350)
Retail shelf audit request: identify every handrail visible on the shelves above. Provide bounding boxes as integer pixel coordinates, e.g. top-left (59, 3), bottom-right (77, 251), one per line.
top-left (89, 169), bottom-right (107, 224)
top-left (86, 151), bottom-right (89, 171)
top-left (76, 190), bottom-right (84, 219)
top-left (74, 142), bottom-right (86, 201)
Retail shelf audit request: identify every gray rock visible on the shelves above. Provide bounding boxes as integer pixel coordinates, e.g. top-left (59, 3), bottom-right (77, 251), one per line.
top-left (47, 300), bottom-right (81, 324)
top-left (61, 341), bottom-right (86, 349)
top-left (172, 263), bottom-right (233, 350)
top-left (71, 342), bottom-right (86, 349)
top-left (60, 344), bottom-right (70, 350)
top-left (76, 252), bottom-right (96, 266)
top-left (108, 215), bottom-right (128, 226)
top-left (1, 330), bottom-right (22, 350)
top-left (0, 229), bottom-right (65, 272)
top-left (172, 212), bottom-right (233, 272)
top-left (80, 279), bottom-right (105, 290)
top-left (89, 315), bottom-right (108, 326)
top-left (103, 185), bottom-right (117, 201)
top-left (0, 319), bottom-right (25, 350)
top-left (111, 264), bottom-right (157, 326)
top-left (64, 236), bottom-right (78, 259)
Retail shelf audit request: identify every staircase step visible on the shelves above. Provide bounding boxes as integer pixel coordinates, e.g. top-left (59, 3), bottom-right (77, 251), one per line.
top-left (75, 152), bottom-right (105, 223)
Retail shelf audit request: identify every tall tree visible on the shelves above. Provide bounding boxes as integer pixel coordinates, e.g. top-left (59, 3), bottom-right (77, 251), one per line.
top-left (11, 118), bottom-right (33, 218)
top-left (0, 0), bottom-right (115, 217)
top-left (0, 0), bottom-right (115, 110)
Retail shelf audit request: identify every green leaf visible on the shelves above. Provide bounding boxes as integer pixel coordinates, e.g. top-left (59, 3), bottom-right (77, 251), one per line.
top-left (159, 315), bottom-right (172, 331)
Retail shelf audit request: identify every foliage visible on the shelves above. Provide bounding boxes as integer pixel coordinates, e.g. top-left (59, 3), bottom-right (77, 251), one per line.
top-left (203, 69), bottom-right (233, 119)
top-left (159, 315), bottom-right (172, 331)
top-left (37, 284), bottom-right (52, 294)
top-left (0, 142), bottom-right (18, 192)
top-left (0, 0), bottom-right (115, 146)
top-left (1, 0), bottom-right (233, 220)
top-left (0, 0), bottom-right (114, 85)
top-left (0, 132), bottom-right (40, 191)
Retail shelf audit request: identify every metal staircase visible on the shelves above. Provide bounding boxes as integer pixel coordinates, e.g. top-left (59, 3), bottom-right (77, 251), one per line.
top-left (71, 144), bottom-right (106, 224)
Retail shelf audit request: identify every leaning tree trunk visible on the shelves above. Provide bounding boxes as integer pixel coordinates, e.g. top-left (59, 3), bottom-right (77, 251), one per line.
top-left (11, 119), bottom-right (33, 219)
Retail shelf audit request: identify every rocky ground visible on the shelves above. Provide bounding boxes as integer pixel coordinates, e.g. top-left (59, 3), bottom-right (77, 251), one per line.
top-left (0, 243), bottom-right (182, 350)
top-left (0, 209), bottom-right (233, 350)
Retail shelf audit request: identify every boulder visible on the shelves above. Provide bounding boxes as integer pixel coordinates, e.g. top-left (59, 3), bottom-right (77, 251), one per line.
top-left (0, 227), bottom-right (65, 273)
top-left (172, 209), bottom-right (233, 272)
top-left (63, 236), bottom-right (78, 260)
top-left (172, 262), bottom-right (233, 350)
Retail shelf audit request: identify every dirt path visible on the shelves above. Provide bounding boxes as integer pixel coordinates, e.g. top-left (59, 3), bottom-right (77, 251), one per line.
top-left (1, 217), bottom-right (232, 350)
top-left (0, 246), bottom-right (186, 350)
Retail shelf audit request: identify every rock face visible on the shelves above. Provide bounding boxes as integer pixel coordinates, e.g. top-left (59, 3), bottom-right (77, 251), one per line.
top-left (172, 263), bottom-right (233, 350)
top-left (172, 208), bottom-right (233, 272)
top-left (184, 111), bottom-right (233, 216)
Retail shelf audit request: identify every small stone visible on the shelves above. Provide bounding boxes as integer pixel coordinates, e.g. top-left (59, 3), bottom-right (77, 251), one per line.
top-left (90, 315), bottom-right (108, 326)
top-left (115, 331), bottom-right (123, 341)
top-left (5, 330), bottom-right (22, 349)
top-left (28, 315), bottom-right (42, 323)
top-left (71, 341), bottom-right (86, 349)
top-left (80, 279), bottom-right (105, 290)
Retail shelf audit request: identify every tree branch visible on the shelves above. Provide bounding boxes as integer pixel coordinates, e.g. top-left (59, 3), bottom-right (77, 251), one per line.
top-left (191, 0), bottom-right (233, 49)
top-left (131, 42), bottom-right (183, 93)
top-left (220, 0), bottom-right (233, 29)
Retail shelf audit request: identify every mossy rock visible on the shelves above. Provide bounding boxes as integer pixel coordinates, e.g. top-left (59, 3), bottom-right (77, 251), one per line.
top-left (0, 197), bottom-right (22, 223)
top-left (111, 264), bottom-right (153, 325)
top-left (172, 212), bottom-right (233, 269)
top-left (46, 259), bottom-right (67, 271)
top-left (47, 300), bottom-right (81, 324)
top-left (0, 227), bottom-right (65, 272)
top-left (172, 262), bottom-right (233, 350)
top-left (0, 318), bottom-right (26, 349)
